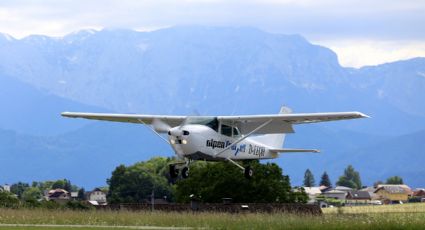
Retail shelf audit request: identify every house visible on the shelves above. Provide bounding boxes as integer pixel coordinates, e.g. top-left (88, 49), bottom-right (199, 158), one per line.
top-left (47, 189), bottom-right (71, 204)
top-left (322, 189), bottom-right (347, 201)
top-left (70, 192), bottom-right (79, 200)
top-left (412, 189), bottom-right (425, 202)
top-left (412, 189), bottom-right (425, 198)
top-left (346, 190), bottom-right (371, 205)
top-left (334, 186), bottom-right (354, 192)
top-left (374, 184), bottom-right (411, 204)
top-left (86, 188), bottom-right (107, 204)
top-left (303, 187), bottom-right (323, 204)
top-left (360, 186), bottom-right (380, 200)
top-left (0, 184), bottom-right (10, 192)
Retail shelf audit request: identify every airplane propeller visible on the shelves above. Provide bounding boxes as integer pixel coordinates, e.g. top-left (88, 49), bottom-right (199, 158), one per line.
top-left (151, 117), bottom-right (191, 140)
top-left (152, 118), bottom-right (172, 132)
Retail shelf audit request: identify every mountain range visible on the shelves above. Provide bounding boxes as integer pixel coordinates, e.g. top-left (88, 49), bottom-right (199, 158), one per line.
top-left (0, 26), bottom-right (424, 189)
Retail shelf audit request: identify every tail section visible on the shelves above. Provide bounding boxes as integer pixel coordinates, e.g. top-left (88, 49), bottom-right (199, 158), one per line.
top-left (250, 106), bottom-right (291, 148)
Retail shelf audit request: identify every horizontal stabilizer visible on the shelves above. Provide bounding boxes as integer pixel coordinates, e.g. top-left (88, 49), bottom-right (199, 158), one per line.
top-left (270, 148), bottom-right (320, 153)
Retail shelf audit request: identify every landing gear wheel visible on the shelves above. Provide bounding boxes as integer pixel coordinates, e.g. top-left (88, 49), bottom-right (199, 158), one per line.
top-left (182, 167), bottom-right (189, 179)
top-left (244, 166), bottom-right (253, 179)
top-left (169, 164), bottom-right (179, 179)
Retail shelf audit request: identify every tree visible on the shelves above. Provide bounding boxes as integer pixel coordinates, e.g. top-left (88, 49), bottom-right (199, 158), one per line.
top-left (64, 179), bottom-right (72, 192)
top-left (107, 157), bottom-right (175, 204)
top-left (10, 182), bottom-right (29, 199)
top-left (49, 179), bottom-right (75, 192)
top-left (22, 187), bottom-right (42, 202)
top-left (175, 160), bottom-right (300, 203)
top-left (77, 188), bottom-right (86, 200)
top-left (386, 176), bottom-right (403, 184)
top-left (319, 171), bottom-right (332, 187)
top-left (0, 191), bottom-right (20, 208)
top-left (336, 165), bottom-right (362, 189)
top-left (51, 180), bottom-right (65, 190)
top-left (303, 169), bottom-right (315, 187)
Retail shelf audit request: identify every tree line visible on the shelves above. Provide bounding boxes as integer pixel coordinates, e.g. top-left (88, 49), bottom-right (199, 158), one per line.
top-left (302, 165), bottom-right (404, 188)
top-left (3, 160), bottom-right (405, 207)
top-left (107, 157), bottom-right (308, 204)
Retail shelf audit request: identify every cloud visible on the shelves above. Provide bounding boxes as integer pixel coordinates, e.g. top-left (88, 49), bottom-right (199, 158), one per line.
top-left (314, 39), bottom-right (425, 68)
top-left (1, 0), bottom-right (424, 39)
top-left (0, 0), bottom-right (424, 67)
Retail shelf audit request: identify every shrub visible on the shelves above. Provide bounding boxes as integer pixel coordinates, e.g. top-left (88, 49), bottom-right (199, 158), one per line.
top-left (65, 201), bottom-right (93, 210)
top-left (0, 191), bottom-right (20, 208)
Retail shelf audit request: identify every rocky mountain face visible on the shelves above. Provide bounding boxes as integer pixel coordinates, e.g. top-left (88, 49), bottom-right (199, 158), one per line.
top-left (0, 26), bottom-right (424, 188)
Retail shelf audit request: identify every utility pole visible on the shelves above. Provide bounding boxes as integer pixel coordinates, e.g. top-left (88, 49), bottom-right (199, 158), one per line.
top-left (151, 188), bottom-right (154, 211)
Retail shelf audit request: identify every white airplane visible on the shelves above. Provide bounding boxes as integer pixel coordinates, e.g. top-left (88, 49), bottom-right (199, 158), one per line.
top-left (61, 107), bottom-right (368, 179)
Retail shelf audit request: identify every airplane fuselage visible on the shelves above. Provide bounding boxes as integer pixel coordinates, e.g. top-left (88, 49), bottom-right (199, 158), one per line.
top-left (168, 124), bottom-right (278, 161)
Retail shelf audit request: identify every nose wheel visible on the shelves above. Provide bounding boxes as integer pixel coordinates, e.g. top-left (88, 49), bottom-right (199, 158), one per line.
top-left (169, 162), bottom-right (190, 179)
top-left (169, 164), bottom-right (179, 179)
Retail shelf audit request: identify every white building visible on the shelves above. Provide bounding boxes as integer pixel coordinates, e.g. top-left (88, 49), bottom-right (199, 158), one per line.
top-left (1, 184), bottom-right (10, 192)
top-left (87, 188), bottom-right (107, 204)
top-left (303, 187), bottom-right (323, 204)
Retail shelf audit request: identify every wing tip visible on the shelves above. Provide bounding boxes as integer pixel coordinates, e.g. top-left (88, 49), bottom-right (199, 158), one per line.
top-left (358, 112), bottom-right (371, 118)
top-left (61, 112), bottom-right (75, 117)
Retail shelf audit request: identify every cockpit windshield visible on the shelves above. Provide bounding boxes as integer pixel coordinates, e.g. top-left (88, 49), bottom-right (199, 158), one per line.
top-left (186, 117), bottom-right (219, 132)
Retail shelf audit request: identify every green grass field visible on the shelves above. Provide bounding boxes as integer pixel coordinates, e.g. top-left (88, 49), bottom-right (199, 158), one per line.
top-left (1, 204), bottom-right (425, 229)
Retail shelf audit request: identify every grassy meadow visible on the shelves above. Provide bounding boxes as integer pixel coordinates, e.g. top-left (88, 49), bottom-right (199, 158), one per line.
top-left (0, 203), bottom-right (425, 229)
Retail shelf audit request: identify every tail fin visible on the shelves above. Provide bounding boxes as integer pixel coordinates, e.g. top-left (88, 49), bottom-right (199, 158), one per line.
top-left (251, 106), bottom-right (291, 148)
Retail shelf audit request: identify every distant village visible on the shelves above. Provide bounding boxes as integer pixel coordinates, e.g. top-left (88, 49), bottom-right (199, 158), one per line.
top-left (302, 184), bottom-right (425, 207)
top-left (0, 184), bottom-right (108, 206)
top-left (2, 182), bottom-right (425, 207)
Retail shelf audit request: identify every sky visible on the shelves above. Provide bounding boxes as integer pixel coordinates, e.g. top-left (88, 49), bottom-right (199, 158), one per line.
top-left (0, 0), bottom-right (424, 67)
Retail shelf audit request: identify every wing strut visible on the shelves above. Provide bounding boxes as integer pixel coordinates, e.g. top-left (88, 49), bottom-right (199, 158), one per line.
top-left (226, 157), bottom-right (245, 171)
top-left (137, 119), bottom-right (170, 145)
top-left (214, 119), bottom-right (273, 158)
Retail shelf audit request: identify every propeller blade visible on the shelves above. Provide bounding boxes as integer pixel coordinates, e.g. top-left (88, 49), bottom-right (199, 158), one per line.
top-left (152, 118), bottom-right (172, 132)
top-left (179, 116), bottom-right (190, 130)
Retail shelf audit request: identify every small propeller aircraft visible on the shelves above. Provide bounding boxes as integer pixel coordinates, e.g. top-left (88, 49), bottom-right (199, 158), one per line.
top-left (62, 107), bottom-right (368, 178)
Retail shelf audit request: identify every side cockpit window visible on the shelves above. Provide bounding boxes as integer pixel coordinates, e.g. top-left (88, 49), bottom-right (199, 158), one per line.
top-left (205, 118), bottom-right (219, 132)
top-left (221, 124), bottom-right (232, 137)
top-left (221, 124), bottom-right (240, 137)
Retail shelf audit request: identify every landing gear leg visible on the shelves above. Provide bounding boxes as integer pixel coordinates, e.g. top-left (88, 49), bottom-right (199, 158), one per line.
top-left (226, 158), bottom-right (253, 179)
top-left (169, 164), bottom-right (179, 179)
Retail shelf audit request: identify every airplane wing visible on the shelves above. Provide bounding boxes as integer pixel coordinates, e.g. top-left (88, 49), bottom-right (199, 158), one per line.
top-left (62, 111), bottom-right (368, 135)
top-left (61, 112), bottom-right (186, 127)
top-left (218, 111), bottom-right (369, 134)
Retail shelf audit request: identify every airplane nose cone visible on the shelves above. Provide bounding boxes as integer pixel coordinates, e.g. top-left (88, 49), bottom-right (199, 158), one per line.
top-left (168, 127), bottom-right (190, 137)
top-left (169, 128), bottom-right (183, 137)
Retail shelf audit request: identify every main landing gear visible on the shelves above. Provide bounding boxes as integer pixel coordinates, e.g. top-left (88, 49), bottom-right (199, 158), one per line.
top-left (169, 160), bottom-right (253, 179)
top-left (169, 163), bottom-right (190, 179)
top-left (244, 166), bottom-right (254, 179)
top-left (226, 158), bottom-right (254, 179)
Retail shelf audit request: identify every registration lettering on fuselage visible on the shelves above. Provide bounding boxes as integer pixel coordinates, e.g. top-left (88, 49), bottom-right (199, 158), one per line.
top-left (248, 144), bottom-right (265, 157)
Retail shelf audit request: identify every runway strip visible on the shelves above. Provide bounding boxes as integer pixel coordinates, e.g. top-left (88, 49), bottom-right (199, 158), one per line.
top-left (0, 224), bottom-right (193, 229)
